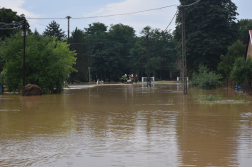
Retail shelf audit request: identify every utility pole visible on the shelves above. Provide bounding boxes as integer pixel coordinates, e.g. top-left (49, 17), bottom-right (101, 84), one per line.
top-left (88, 67), bottom-right (91, 84)
top-left (22, 19), bottom-right (26, 96)
top-left (181, 4), bottom-right (187, 94)
top-left (66, 16), bottom-right (71, 44)
top-left (146, 35), bottom-right (151, 87)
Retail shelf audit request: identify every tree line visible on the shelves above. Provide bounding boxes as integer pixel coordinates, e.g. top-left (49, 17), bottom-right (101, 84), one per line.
top-left (1, 0), bottom-right (252, 92)
top-left (69, 23), bottom-right (178, 82)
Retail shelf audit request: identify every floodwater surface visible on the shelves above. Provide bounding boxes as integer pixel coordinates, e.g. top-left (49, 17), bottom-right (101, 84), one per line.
top-left (0, 84), bottom-right (252, 167)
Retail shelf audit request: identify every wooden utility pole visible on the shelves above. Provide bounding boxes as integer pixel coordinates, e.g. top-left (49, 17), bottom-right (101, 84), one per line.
top-left (181, 5), bottom-right (187, 94)
top-left (22, 19), bottom-right (26, 96)
top-left (146, 35), bottom-right (151, 87)
top-left (66, 16), bottom-right (71, 44)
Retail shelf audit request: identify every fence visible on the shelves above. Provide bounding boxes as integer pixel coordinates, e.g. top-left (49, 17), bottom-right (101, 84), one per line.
top-left (228, 78), bottom-right (252, 96)
top-left (244, 80), bottom-right (252, 96)
top-left (228, 79), bottom-right (236, 89)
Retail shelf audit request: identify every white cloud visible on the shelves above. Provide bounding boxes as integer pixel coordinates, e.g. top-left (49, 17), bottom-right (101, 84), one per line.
top-left (92, 0), bottom-right (177, 16)
top-left (84, 0), bottom-right (179, 35)
top-left (1, 0), bottom-right (39, 18)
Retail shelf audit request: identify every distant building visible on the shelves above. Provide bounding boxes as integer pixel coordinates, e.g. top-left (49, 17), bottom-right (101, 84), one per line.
top-left (244, 30), bottom-right (252, 60)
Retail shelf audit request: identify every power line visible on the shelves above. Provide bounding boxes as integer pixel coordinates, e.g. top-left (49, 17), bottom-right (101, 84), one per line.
top-left (27, 20), bottom-right (47, 27)
top-left (70, 40), bottom-right (234, 48)
top-left (0, 21), bottom-right (23, 25)
top-left (0, 28), bottom-right (17, 30)
top-left (26, 17), bottom-right (65, 20)
top-left (164, 10), bottom-right (178, 31)
top-left (73, 5), bottom-right (178, 19)
top-left (88, 49), bottom-right (175, 59)
top-left (26, 4), bottom-right (178, 20)
top-left (180, 0), bottom-right (201, 7)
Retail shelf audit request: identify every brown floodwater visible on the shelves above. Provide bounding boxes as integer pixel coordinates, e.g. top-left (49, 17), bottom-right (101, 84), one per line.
top-left (1, 84), bottom-right (252, 167)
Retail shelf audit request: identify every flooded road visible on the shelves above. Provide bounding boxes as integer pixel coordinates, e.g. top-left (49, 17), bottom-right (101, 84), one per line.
top-left (1, 84), bottom-right (252, 166)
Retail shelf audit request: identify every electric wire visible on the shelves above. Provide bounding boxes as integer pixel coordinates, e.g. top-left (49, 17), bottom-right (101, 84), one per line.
top-left (88, 49), bottom-right (175, 59)
top-left (0, 28), bottom-right (17, 30)
top-left (26, 4), bottom-right (178, 20)
top-left (72, 5), bottom-right (178, 19)
top-left (27, 20), bottom-right (47, 27)
top-left (164, 9), bottom-right (178, 31)
top-left (180, 0), bottom-right (201, 7)
top-left (0, 22), bottom-right (21, 25)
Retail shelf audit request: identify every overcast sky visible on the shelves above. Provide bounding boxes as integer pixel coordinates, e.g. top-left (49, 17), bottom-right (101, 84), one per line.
top-left (1, 0), bottom-right (252, 36)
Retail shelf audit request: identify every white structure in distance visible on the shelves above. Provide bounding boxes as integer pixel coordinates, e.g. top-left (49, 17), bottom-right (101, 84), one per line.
top-left (177, 77), bottom-right (189, 82)
top-left (142, 77), bottom-right (155, 82)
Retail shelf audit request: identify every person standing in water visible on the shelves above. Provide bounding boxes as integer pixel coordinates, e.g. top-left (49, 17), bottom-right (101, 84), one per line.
top-left (135, 74), bottom-right (138, 84)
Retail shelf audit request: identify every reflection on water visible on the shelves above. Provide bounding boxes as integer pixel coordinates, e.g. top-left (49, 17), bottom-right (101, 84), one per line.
top-left (0, 84), bottom-right (252, 166)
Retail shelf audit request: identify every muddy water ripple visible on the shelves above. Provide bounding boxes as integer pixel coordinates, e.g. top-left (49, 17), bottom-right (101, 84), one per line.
top-left (0, 84), bottom-right (252, 166)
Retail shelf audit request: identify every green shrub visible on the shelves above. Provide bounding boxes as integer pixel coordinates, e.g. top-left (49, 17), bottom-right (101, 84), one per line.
top-left (217, 40), bottom-right (246, 79)
top-left (230, 57), bottom-right (252, 86)
top-left (233, 95), bottom-right (249, 102)
top-left (0, 32), bottom-right (77, 93)
top-left (190, 65), bottom-right (223, 89)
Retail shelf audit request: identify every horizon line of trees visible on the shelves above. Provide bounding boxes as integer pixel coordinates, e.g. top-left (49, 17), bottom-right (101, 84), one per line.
top-left (33, 21), bottom-right (179, 82)
top-left (1, 0), bottom-right (252, 91)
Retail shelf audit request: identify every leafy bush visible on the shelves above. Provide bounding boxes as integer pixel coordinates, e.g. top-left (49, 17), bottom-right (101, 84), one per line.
top-left (190, 65), bottom-right (223, 89)
top-left (217, 40), bottom-right (246, 79)
top-left (230, 57), bottom-right (252, 86)
top-left (0, 32), bottom-right (77, 93)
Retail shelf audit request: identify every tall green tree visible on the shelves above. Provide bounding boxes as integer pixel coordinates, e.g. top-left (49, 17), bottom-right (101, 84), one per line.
top-left (237, 19), bottom-right (252, 40)
top-left (85, 23), bottom-right (136, 82)
top-left (105, 23), bottom-right (136, 78)
top-left (174, 0), bottom-right (238, 75)
top-left (217, 40), bottom-right (246, 79)
top-left (34, 28), bottom-right (40, 36)
top-left (0, 8), bottom-right (30, 72)
top-left (231, 57), bottom-right (252, 86)
top-left (130, 37), bottom-right (147, 76)
top-left (0, 32), bottom-right (76, 93)
top-left (149, 28), bottom-right (178, 80)
top-left (0, 8), bottom-right (28, 40)
top-left (43, 20), bottom-right (66, 40)
top-left (69, 27), bottom-right (89, 82)
top-left (130, 26), bottom-right (177, 79)
top-left (84, 22), bottom-right (108, 81)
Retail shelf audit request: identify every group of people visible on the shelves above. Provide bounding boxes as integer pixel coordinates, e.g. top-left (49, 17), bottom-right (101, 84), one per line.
top-left (121, 74), bottom-right (138, 83)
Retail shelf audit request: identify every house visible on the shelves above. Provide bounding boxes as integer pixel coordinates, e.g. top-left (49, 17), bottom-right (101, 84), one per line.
top-left (244, 30), bottom-right (252, 60)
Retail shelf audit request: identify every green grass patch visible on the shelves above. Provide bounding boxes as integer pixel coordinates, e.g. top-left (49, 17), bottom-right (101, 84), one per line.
top-left (197, 94), bottom-right (250, 104)
top-left (205, 94), bottom-right (223, 101)
top-left (233, 95), bottom-right (249, 102)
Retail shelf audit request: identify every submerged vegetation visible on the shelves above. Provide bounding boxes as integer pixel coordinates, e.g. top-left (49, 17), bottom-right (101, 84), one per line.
top-left (198, 94), bottom-right (249, 104)
top-left (205, 94), bottom-right (223, 101)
